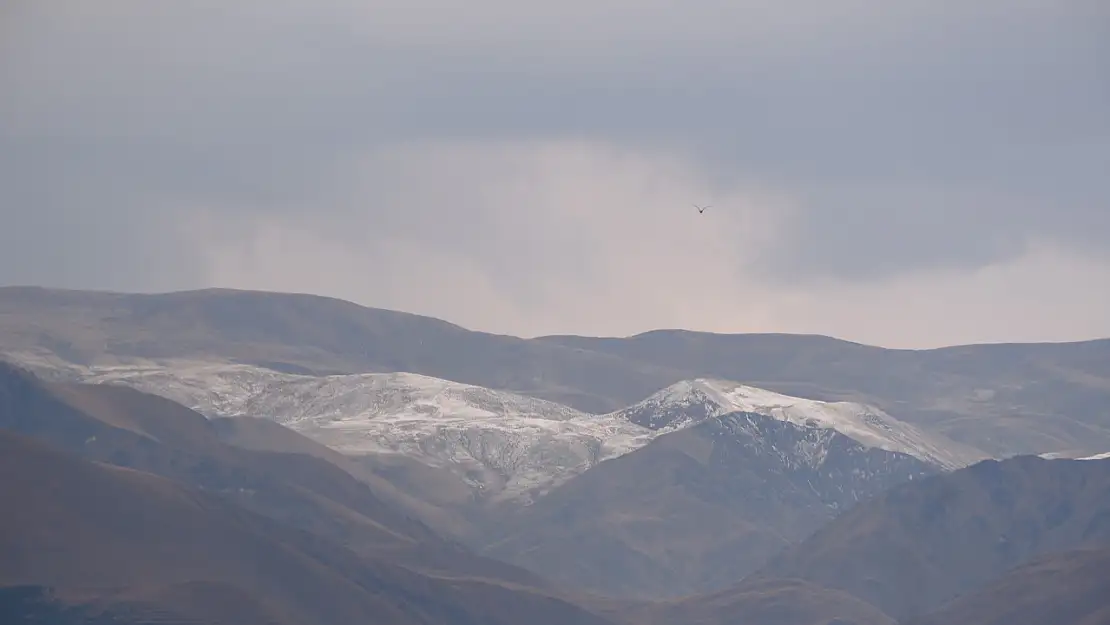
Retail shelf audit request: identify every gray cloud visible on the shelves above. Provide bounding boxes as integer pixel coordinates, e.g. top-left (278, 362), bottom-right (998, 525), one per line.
top-left (1, 0), bottom-right (1108, 344)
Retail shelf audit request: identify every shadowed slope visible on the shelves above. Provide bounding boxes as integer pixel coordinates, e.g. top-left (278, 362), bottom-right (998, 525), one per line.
top-left (0, 361), bottom-right (547, 588)
top-left (906, 547), bottom-right (1110, 625)
top-left (650, 578), bottom-right (895, 625)
top-left (211, 415), bottom-right (496, 543)
top-left (483, 412), bottom-right (937, 598)
top-left (0, 430), bottom-right (426, 625)
top-left (754, 455), bottom-right (1110, 620)
top-left (0, 430), bottom-right (621, 625)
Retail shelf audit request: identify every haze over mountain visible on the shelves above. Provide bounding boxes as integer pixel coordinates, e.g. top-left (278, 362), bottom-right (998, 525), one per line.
top-left (4, 1), bottom-right (1107, 349)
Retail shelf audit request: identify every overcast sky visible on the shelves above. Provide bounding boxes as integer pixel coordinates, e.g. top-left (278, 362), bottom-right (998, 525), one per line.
top-left (2, 1), bottom-right (1108, 347)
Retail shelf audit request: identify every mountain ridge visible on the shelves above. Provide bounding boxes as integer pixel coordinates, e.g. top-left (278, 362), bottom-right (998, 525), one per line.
top-left (480, 407), bottom-right (942, 598)
top-left (26, 360), bottom-right (979, 508)
top-left (3, 286), bottom-right (1109, 455)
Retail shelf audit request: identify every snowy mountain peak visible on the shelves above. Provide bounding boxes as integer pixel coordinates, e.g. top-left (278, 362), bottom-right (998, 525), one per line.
top-left (614, 378), bottom-right (983, 469)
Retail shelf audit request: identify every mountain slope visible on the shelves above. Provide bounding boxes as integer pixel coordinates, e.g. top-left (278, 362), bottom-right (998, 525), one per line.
top-left (59, 364), bottom-right (982, 501)
top-left (538, 329), bottom-right (1110, 456)
top-left (754, 455), bottom-right (1110, 620)
top-left (906, 547), bottom-right (1110, 625)
top-left (611, 378), bottom-right (985, 468)
top-left (4, 286), bottom-right (1110, 456)
top-left (20, 357), bottom-right (977, 599)
top-left (649, 578), bottom-right (895, 625)
top-left (0, 361), bottom-right (549, 588)
top-left (72, 362), bottom-right (659, 504)
top-left (0, 285), bottom-right (669, 413)
top-left (482, 409), bottom-right (941, 598)
top-left (0, 582), bottom-right (296, 625)
top-left (0, 429), bottom-right (621, 625)
top-left (208, 415), bottom-right (477, 536)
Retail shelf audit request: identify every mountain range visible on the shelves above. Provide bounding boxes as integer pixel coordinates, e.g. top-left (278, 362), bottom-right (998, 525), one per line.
top-left (9, 355), bottom-right (989, 597)
top-left (3, 286), bottom-right (1110, 457)
top-left (3, 286), bottom-right (1110, 624)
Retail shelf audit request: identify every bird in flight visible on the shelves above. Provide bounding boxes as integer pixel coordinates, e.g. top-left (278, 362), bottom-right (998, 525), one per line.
top-left (694, 204), bottom-right (710, 214)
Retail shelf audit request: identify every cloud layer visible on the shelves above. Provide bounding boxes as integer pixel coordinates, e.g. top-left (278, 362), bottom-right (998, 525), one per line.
top-left (2, 0), bottom-right (1108, 346)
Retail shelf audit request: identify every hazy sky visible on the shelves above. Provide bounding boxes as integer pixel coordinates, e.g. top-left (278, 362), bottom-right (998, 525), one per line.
top-left (2, 1), bottom-right (1108, 347)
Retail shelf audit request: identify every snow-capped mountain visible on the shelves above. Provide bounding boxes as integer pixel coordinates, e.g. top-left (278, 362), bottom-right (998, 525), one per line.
top-left (484, 400), bottom-right (950, 598)
top-left (49, 361), bottom-right (982, 505)
top-left (77, 361), bottom-right (659, 503)
top-left (612, 378), bottom-right (986, 469)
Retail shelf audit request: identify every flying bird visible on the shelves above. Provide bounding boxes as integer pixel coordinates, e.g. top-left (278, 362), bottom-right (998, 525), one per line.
top-left (694, 204), bottom-right (710, 214)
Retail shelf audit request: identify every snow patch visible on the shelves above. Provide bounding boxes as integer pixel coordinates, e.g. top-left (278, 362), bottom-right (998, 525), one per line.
top-left (46, 360), bottom-right (982, 503)
top-left (1037, 451), bottom-right (1110, 461)
top-left (76, 361), bottom-right (659, 503)
top-left (613, 378), bottom-right (984, 469)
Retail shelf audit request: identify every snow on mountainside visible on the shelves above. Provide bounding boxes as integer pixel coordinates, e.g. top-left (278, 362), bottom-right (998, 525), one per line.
top-left (74, 361), bottom-right (659, 503)
top-left (32, 360), bottom-right (982, 502)
top-left (1038, 451), bottom-right (1110, 460)
top-left (614, 378), bottom-right (985, 469)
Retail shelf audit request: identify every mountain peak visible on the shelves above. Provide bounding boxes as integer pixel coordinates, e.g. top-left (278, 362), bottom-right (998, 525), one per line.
top-left (615, 378), bottom-right (984, 469)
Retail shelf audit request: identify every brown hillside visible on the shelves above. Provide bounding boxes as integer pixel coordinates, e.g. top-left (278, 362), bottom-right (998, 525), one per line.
top-left (0, 360), bottom-right (547, 588)
top-left (651, 578), bottom-right (895, 625)
top-left (0, 429), bottom-right (621, 625)
top-left (755, 455), bottom-right (1110, 620)
top-left (907, 547), bottom-right (1110, 625)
